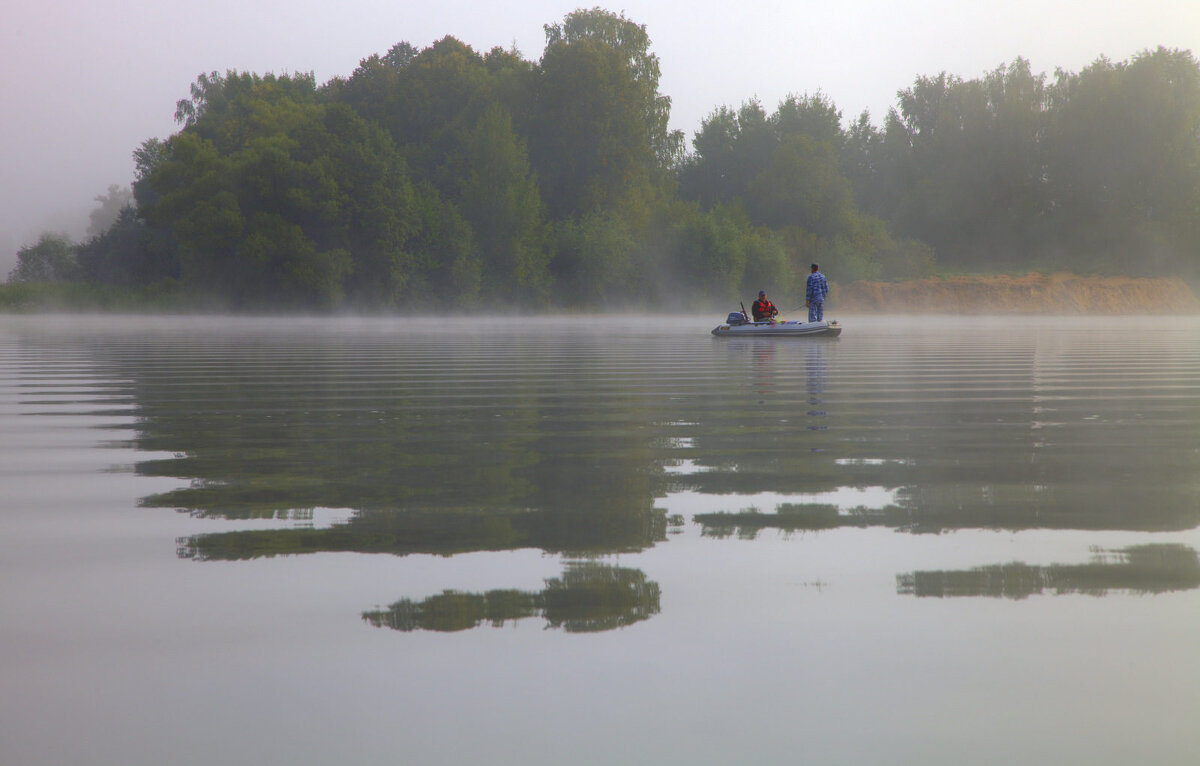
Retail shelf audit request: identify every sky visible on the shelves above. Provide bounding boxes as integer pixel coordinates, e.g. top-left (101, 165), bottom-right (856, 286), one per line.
top-left (3, 0), bottom-right (1199, 273)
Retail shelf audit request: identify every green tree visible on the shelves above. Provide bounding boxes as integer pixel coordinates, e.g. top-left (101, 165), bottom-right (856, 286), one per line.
top-left (332, 36), bottom-right (547, 302)
top-left (543, 8), bottom-right (681, 168)
top-left (677, 100), bottom-right (775, 210)
top-left (666, 203), bottom-right (793, 300)
top-left (887, 71), bottom-right (992, 260)
top-left (547, 212), bottom-right (637, 304)
top-left (745, 134), bottom-right (854, 236)
top-left (871, 60), bottom-right (1054, 269)
top-left (76, 206), bottom-right (178, 286)
top-left (773, 92), bottom-right (843, 146)
top-left (132, 137), bottom-right (170, 210)
top-left (676, 92), bottom-right (923, 284)
top-left (8, 234), bottom-right (78, 283)
top-left (337, 38), bottom-right (499, 192)
top-left (531, 8), bottom-right (679, 219)
top-left (455, 104), bottom-right (548, 299)
top-left (680, 94), bottom-right (855, 236)
top-left (87, 185), bottom-right (135, 238)
top-left (675, 105), bottom-right (741, 209)
top-left (141, 73), bottom-right (420, 308)
top-left (405, 183), bottom-right (480, 305)
top-left (1045, 48), bottom-right (1200, 274)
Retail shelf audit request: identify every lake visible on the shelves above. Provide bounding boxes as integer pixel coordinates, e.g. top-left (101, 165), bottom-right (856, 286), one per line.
top-left (2, 314), bottom-right (1199, 765)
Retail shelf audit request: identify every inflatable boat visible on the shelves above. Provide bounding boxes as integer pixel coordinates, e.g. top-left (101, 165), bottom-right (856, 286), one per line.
top-left (711, 312), bottom-right (841, 337)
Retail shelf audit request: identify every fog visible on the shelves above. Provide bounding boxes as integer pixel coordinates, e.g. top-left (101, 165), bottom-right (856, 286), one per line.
top-left (4, 0), bottom-right (1199, 276)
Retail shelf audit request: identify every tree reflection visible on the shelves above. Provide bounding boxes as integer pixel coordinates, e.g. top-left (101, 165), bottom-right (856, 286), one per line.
top-left (362, 563), bottom-right (661, 633)
top-left (896, 544), bottom-right (1200, 599)
top-left (695, 485), bottom-right (1200, 536)
top-left (80, 329), bottom-right (672, 560)
top-left (696, 503), bottom-right (899, 538)
top-left (179, 504), bottom-right (666, 560)
top-left (64, 322), bottom-right (1200, 558)
top-left (684, 332), bottom-right (1200, 534)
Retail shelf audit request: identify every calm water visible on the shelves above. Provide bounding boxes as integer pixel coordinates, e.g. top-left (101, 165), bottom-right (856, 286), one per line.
top-left (2, 314), bottom-right (1199, 765)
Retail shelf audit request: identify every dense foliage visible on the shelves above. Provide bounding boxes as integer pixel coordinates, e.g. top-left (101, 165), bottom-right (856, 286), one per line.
top-left (846, 51), bottom-right (1200, 276)
top-left (9, 8), bottom-right (1200, 310)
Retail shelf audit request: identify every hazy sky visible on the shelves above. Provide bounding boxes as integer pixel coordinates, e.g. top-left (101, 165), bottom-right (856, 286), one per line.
top-left (4, 0), bottom-right (1199, 272)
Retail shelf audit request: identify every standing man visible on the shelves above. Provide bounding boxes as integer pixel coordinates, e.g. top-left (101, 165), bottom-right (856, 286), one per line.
top-left (805, 263), bottom-right (829, 322)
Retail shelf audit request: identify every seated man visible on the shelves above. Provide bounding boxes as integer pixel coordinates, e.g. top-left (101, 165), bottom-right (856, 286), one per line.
top-left (751, 291), bottom-right (778, 322)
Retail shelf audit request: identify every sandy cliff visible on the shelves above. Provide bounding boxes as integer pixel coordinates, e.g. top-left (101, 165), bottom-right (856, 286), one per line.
top-left (834, 273), bottom-right (1200, 314)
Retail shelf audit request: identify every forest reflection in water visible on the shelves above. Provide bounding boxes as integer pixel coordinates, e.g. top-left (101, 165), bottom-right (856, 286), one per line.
top-left (362, 562), bottom-right (661, 633)
top-left (897, 543), bottom-right (1200, 599)
top-left (7, 314), bottom-right (1200, 766)
top-left (12, 315), bottom-right (1200, 629)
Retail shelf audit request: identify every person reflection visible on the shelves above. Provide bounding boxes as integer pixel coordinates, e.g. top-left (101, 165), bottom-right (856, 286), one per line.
top-left (805, 341), bottom-right (827, 430)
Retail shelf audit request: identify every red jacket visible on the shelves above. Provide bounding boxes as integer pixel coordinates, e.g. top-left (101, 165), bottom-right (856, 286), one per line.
top-left (752, 298), bottom-right (777, 320)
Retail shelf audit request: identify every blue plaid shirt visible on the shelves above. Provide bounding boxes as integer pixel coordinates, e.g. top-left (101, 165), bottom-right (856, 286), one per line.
top-left (806, 271), bottom-right (828, 303)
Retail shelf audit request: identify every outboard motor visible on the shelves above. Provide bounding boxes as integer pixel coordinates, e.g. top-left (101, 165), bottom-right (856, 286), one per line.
top-left (726, 311), bottom-right (747, 326)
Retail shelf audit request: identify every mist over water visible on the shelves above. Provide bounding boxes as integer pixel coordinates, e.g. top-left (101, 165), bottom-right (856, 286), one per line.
top-left (2, 314), bottom-right (1199, 765)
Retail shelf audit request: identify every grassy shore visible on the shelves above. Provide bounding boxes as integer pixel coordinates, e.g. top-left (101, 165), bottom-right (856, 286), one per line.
top-left (0, 281), bottom-right (194, 313)
top-left (3, 272), bottom-right (1199, 314)
top-left (835, 273), bottom-right (1200, 314)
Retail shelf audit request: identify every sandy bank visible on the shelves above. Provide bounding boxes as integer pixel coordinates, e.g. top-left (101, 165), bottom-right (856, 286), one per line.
top-left (834, 273), bottom-right (1200, 314)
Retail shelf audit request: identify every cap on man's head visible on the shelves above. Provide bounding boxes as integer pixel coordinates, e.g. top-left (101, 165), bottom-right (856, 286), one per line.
top-left (758, 290), bottom-right (766, 296)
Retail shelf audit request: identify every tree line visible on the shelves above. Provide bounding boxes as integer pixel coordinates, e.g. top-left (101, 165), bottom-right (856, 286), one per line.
top-left (9, 8), bottom-right (1200, 310)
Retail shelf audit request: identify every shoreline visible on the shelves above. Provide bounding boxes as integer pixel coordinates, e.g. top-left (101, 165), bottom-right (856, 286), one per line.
top-left (834, 273), bottom-right (1200, 314)
top-left (3, 272), bottom-right (1199, 315)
